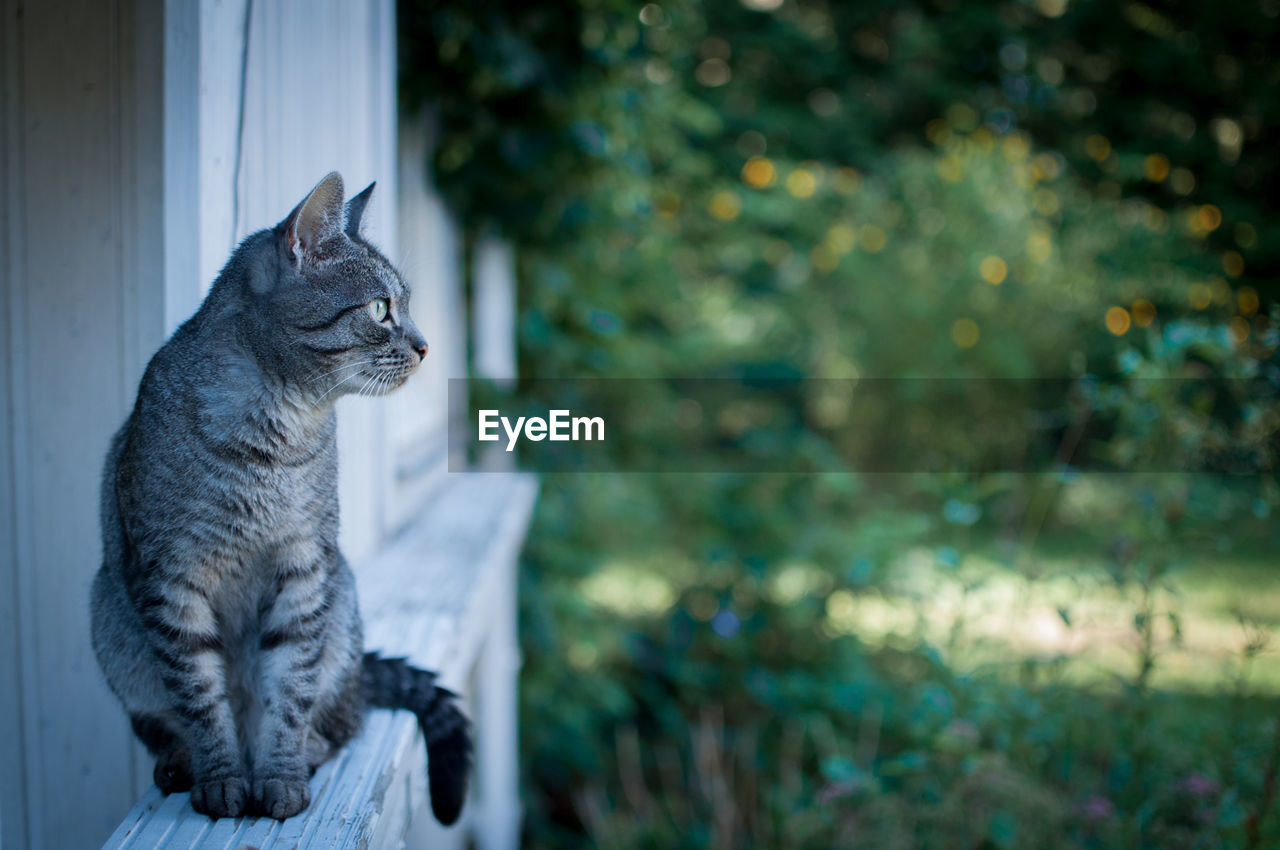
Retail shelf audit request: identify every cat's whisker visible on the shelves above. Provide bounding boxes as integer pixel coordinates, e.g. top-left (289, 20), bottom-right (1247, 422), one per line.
top-left (311, 359), bottom-right (379, 381)
top-left (316, 370), bottom-right (365, 403)
top-left (355, 372), bottom-right (380, 398)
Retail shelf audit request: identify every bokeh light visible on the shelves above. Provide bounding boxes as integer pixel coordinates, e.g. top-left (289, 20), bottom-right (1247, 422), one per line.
top-left (696, 58), bottom-right (731, 87)
top-left (831, 166), bottom-right (862, 194)
top-left (1188, 282), bottom-right (1213, 310)
top-left (708, 190), bottom-right (741, 220)
top-left (1143, 153), bottom-right (1171, 182)
top-left (1170, 167), bottom-right (1196, 195)
top-left (980, 256), bottom-right (1008, 285)
top-left (860, 225), bottom-right (887, 253)
top-left (1105, 306), bottom-right (1131, 335)
top-left (1084, 134), bottom-right (1111, 162)
top-left (1229, 316), bottom-right (1251, 343)
top-left (1026, 230), bottom-right (1053, 263)
top-left (1222, 250), bottom-right (1245, 278)
top-left (741, 156), bottom-right (775, 188)
top-left (1238, 286), bottom-right (1260, 316)
top-left (951, 317), bottom-right (980, 348)
top-left (1131, 299), bottom-right (1157, 327)
top-left (1197, 204), bottom-right (1222, 231)
top-left (785, 168), bottom-right (817, 198)
top-left (826, 224), bottom-right (857, 254)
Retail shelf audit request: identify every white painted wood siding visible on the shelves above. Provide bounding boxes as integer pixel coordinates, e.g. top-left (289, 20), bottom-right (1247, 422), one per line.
top-left (388, 113), bottom-right (466, 530)
top-left (3, 3), bottom-right (181, 847)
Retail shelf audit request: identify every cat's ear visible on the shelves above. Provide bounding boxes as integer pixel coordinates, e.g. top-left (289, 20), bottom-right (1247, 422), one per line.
top-left (345, 182), bottom-right (375, 238)
top-left (281, 172), bottom-right (346, 269)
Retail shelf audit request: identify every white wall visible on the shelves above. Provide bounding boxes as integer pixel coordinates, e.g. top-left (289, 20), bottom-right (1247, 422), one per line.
top-left (0, 1), bottom-right (469, 848)
top-left (390, 112), bottom-right (467, 527)
top-left (2, 3), bottom-right (175, 846)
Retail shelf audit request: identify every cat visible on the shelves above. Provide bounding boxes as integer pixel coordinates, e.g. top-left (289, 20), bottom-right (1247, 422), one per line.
top-left (90, 172), bottom-right (470, 824)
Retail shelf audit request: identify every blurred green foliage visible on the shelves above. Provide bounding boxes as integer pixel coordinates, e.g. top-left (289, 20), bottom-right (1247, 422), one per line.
top-left (401, 0), bottom-right (1280, 847)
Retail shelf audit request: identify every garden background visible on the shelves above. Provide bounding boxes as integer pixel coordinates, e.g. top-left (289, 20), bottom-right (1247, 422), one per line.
top-left (401, 1), bottom-right (1280, 847)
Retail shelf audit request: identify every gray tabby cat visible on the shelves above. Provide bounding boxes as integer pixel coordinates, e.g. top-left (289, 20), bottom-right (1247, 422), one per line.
top-left (90, 173), bottom-right (470, 824)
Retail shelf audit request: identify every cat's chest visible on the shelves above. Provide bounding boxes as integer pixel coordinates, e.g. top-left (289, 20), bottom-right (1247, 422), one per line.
top-left (187, 394), bottom-right (339, 542)
top-left (201, 487), bottom-right (330, 633)
top-left (215, 533), bottom-right (322, 603)
top-left (221, 459), bottom-right (335, 545)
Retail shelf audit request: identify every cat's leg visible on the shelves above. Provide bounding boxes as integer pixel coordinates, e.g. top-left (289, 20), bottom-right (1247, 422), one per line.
top-left (158, 635), bottom-right (248, 816)
top-left (248, 548), bottom-right (356, 819)
top-left (130, 713), bottom-right (194, 792)
top-left (93, 566), bottom-right (243, 810)
top-left (312, 661), bottom-right (364, 755)
top-left (95, 570), bottom-right (180, 789)
top-left (302, 731), bottom-right (335, 775)
top-left (305, 585), bottom-right (366, 776)
top-left (132, 579), bottom-right (248, 817)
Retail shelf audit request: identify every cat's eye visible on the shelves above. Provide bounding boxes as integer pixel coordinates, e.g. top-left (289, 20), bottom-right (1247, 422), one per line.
top-left (368, 298), bottom-right (390, 322)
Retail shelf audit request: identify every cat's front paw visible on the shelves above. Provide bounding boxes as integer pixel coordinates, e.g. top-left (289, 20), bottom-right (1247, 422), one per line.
top-left (253, 775), bottom-right (311, 820)
top-left (190, 776), bottom-right (249, 818)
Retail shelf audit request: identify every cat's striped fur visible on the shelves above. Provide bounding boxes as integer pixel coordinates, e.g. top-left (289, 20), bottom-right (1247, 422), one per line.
top-left (90, 173), bottom-right (470, 824)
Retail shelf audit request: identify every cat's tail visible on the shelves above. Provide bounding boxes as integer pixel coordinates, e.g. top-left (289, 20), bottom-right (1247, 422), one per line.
top-left (361, 652), bottom-right (471, 825)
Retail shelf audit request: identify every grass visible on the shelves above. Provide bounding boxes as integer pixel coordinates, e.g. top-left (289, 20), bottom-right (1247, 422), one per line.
top-left (837, 533), bottom-right (1280, 695)
top-left (574, 530), bottom-right (1280, 694)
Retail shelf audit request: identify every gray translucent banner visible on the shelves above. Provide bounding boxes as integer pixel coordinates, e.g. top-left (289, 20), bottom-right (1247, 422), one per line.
top-left (447, 378), bottom-right (1277, 474)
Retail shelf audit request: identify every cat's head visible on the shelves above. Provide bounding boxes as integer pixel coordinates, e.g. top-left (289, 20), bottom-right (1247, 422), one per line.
top-left (246, 172), bottom-right (428, 405)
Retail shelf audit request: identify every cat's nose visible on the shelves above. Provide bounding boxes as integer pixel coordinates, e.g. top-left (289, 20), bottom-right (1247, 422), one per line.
top-left (415, 342), bottom-right (428, 362)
